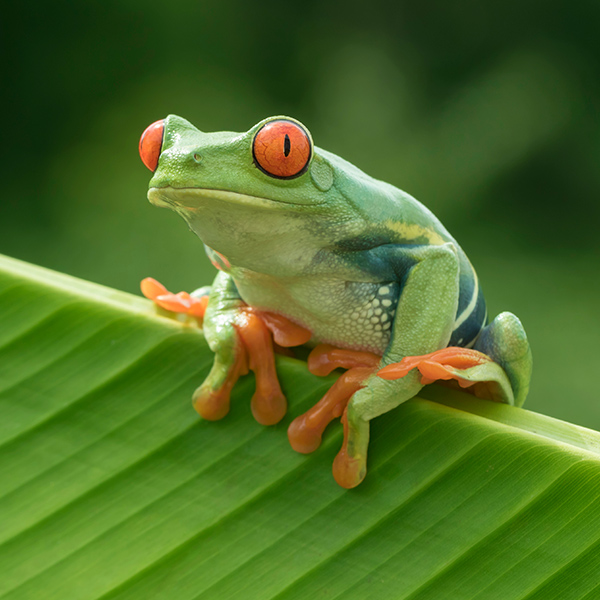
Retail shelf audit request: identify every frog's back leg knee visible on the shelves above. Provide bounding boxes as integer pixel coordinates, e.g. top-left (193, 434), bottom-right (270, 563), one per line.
top-left (474, 312), bottom-right (532, 407)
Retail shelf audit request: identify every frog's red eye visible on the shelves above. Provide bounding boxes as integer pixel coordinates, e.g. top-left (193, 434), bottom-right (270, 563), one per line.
top-left (252, 120), bottom-right (312, 179)
top-left (139, 119), bottom-right (165, 172)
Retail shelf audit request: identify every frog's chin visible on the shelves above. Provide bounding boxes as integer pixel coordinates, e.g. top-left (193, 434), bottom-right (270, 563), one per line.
top-left (148, 186), bottom-right (299, 211)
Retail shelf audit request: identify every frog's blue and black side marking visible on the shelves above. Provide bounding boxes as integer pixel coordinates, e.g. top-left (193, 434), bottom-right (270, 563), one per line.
top-left (330, 236), bottom-right (487, 351)
top-left (449, 265), bottom-right (487, 348)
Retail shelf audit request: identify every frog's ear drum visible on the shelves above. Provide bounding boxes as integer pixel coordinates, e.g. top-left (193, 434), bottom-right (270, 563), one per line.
top-left (253, 119), bottom-right (312, 179)
top-left (139, 119), bottom-right (165, 172)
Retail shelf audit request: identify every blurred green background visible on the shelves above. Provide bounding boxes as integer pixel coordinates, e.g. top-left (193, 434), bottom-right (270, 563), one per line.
top-left (2, 1), bottom-right (599, 428)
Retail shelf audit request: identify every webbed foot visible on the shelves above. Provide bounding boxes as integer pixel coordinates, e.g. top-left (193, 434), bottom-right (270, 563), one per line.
top-left (378, 346), bottom-right (516, 404)
top-left (288, 365), bottom-right (375, 453)
top-left (195, 307), bottom-right (312, 425)
top-left (378, 311), bottom-right (532, 408)
top-left (141, 277), bottom-right (208, 319)
top-left (378, 347), bottom-right (492, 384)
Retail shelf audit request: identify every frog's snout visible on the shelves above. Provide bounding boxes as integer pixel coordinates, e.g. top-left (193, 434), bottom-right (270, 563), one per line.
top-left (139, 119), bottom-right (165, 172)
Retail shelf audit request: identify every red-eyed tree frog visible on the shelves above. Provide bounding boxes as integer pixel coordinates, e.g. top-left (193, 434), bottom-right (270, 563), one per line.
top-left (139, 116), bottom-right (532, 489)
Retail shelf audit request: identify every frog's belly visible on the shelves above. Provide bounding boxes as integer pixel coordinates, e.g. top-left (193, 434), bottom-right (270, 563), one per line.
top-left (234, 275), bottom-right (399, 355)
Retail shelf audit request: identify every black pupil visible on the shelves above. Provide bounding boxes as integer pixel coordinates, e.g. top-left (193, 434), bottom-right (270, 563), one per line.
top-left (283, 134), bottom-right (291, 157)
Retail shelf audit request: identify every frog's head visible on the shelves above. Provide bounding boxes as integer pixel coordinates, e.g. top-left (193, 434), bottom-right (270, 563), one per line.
top-left (139, 115), bottom-right (399, 274)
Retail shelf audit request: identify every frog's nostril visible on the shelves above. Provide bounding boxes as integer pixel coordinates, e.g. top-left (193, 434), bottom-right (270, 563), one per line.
top-left (139, 120), bottom-right (165, 172)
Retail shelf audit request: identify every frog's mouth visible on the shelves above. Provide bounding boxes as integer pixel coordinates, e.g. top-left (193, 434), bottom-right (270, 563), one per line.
top-left (148, 186), bottom-right (302, 210)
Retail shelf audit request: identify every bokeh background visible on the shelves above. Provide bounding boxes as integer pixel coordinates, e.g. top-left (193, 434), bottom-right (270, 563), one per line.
top-left (2, 1), bottom-right (599, 428)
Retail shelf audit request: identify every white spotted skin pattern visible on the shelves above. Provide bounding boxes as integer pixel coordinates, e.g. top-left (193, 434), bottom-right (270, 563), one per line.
top-left (336, 282), bottom-right (398, 353)
top-left (231, 267), bottom-right (399, 354)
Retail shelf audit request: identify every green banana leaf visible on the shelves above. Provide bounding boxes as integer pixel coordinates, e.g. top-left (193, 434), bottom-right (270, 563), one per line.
top-left (1, 253), bottom-right (600, 600)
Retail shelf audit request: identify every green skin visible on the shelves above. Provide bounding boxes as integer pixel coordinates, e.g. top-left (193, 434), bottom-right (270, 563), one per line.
top-left (147, 115), bottom-right (532, 486)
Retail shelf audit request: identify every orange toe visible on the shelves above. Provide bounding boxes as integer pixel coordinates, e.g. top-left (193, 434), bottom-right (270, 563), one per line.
top-left (194, 385), bottom-right (235, 421)
top-left (251, 387), bottom-right (287, 426)
top-left (308, 344), bottom-right (381, 377)
top-left (141, 277), bottom-right (209, 320)
top-left (154, 291), bottom-right (193, 313)
top-left (188, 295), bottom-right (209, 318)
top-left (193, 346), bottom-right (248, 421)
top-left (140, 277), bottom-right (169, 301)
top-left (378, 347), bottom-right (492, 386)
top-left (288, 366), bottom-right (375, 454)
top-left (236, 310), bottom-right (288, 426)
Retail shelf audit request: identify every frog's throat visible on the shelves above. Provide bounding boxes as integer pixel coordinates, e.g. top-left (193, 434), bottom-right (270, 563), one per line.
top-left (148, 186), bottom-right (307, 211)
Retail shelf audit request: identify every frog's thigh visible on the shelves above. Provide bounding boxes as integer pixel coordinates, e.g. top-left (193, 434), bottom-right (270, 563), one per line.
top-left (355, 242), bottom-right (461, 422)
top-left (385, 243), bottom-right (461, 363)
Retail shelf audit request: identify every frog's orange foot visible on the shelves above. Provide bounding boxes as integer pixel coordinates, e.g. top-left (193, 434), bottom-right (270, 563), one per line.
top-left (220, 309), bottom-right (311, 426)
top-left (140, 277), bottom-right (208, 319)
top-left (378, 347), bottom-right (493, 387)
top-left (191, 309), bottom-right (286, 425)
top-left (288, 366), bottom-right (375, 453)
top-left (233, 310), bottom-right (288, 425)
top-left (288, 344), bottom-right (380, 455)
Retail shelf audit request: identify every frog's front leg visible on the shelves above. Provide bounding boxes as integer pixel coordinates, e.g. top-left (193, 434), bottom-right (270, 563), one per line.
top-left (144, 271), bottom-right (311, 425)
top-left (141, 277), bottom-right (209, 319)
top-left (195, 271), bottom-right (294, 425)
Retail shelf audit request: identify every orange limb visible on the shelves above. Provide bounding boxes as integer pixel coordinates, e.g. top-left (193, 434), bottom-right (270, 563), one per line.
top-left (194, 310), bottom-right (297, 425)
top-left (235, 309), bottom-right (289, 425)
top-left (307, 344), bottom-right (381, 377)
top-left (288, 366), bottom-right (376, 454)
top-left (378, 347), bottom-right (493, 386)
top-left (231, 309), bottom-right (313, 423)
top-left (140, 277), bottom-right (208, 319)
top-left (142, 278), bottom-right (319, 424)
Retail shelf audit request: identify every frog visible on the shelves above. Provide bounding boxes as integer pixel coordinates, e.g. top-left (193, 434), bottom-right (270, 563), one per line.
top-left (138, 115), bottom-right (532, 489)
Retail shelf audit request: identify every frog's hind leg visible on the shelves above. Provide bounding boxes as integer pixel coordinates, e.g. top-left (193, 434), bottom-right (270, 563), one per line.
top-left (379, 312), bottom-right (532, 407)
